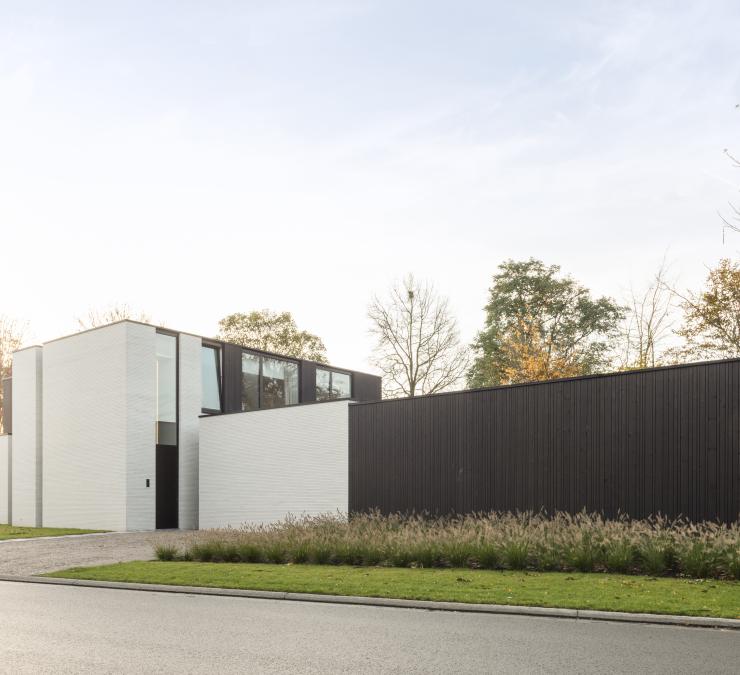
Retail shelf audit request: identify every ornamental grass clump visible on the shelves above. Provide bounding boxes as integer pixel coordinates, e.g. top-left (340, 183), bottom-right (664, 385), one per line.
top-left (153, 511), bottom-right (740, 580)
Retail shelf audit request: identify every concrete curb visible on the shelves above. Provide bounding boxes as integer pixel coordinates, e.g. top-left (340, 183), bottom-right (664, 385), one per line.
top-left (0, 574), bottom-right (737, 630)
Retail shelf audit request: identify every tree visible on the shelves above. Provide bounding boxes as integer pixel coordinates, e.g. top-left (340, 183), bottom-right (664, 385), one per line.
top-left (619, 259), bottom-right (676, 369)
top-left (0, 316), bottom-right (24, 433)
top-left (368, 275), bottom-right (468, 398)
top-left (218, 310), bottom-right (328, 362)
top-left (76, 303), bottom-right (153, 330)
top-left (468, 259), bottom-right (624, 387)
top-left (671, 258), bottom-right (740, 360)
top-left (719, 104), bottom-right (739, 241)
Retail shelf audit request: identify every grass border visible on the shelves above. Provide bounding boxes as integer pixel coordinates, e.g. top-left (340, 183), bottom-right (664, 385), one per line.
top-left (41, 561), bottom-right (740, 620)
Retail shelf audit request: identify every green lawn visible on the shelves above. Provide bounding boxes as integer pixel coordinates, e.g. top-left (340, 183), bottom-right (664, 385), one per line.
top-left (0, 524), bottom-right (105, 541)
top-left (45, 561), bottom-right (740, 619)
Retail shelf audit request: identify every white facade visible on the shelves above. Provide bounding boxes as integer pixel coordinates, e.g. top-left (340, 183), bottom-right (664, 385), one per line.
top-left (11, 346), bottom-right (43, 527)
top-left (1, 320), bottom-right (361, 531)
top-left (42, 322), bottom-right (156, 531)
top-left (178, 333), bottom-right (201, 530)
top-left (0, 434), bottom-right (10, 524)
top-left (199, 400), bottom-right (350, 529)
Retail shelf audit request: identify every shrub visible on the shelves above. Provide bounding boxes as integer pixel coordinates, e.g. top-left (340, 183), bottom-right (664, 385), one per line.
top-left (502, 540), bottom-right (529, 570)
top-left (477, 544), bottom-right (502, 570)
top-left (155, 545), bottom-right (178, 561)
top-left (155, 511), bottom-right (740, 580)
top-left (724, 547), bottom-right (740, 580)
top-left (604, 540), bottom-right (635, 573)
top-left (567, 533), bottom-right (602, 573)
top-left (638, 538), bottom-right (674, 576)
top-left (677, 541), bottom-right (716, 579)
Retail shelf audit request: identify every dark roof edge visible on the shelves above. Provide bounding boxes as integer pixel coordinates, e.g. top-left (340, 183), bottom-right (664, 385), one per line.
top-left (349, 357), bottom-right (740, 407)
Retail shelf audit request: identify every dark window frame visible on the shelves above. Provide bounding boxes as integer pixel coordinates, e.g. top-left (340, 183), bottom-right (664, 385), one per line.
top-left (315, 367), bottom-right (353, 401)
top-left (156, 329), bottom-right (179, 448)
top-left (241, 348), bottom-right (301, 411)
top-left (201, 341), bottom-right (223, 415)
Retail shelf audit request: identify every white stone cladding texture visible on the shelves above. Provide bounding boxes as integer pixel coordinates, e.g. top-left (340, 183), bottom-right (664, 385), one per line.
top-left (124, 322), bottom-right (156, 531)
top-left (42, 322), bottom-right (156, 531)
top-left (199, 401), bottom-right (349, 529)
top-left (0, 435), bottom-right (10, 524)
top-left (11, 347), bottom-right (42, 527)
top-left (178, 333), bottom-right (201, 530)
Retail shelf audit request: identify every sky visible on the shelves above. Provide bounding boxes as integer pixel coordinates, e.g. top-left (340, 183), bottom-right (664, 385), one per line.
top-left (1, 0), bottom-right (739, 372)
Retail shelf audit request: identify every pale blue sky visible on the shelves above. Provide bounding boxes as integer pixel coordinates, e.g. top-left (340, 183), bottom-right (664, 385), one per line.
top-left (1, 1), bottom-right (738, 370)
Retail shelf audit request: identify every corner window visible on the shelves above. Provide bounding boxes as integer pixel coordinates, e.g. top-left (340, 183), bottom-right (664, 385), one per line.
top-left (315, 368), bottom-right (352, 401)
top-left (201, 345), bottom-right (222, 412)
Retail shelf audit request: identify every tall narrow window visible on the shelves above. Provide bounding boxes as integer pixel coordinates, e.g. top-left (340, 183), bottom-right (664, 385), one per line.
top-left (201, 345), bottom-right (222, 413)
top-left (241, 352), bottom-right (260, 411)
top-left (315, 368), bottom-right (331, 401)
top-left (156, 333), bottom-right (177, 445)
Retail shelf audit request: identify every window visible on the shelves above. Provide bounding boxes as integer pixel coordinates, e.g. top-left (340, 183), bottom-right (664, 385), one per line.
top-left (315, 368), bottom-right (331, 401)
top-left (240, 352), bottom-right (299, 411)
top-left (156, 333), bottom-right (177, 445)
top-left (241, 353), bottom-right (259, 412)
top-left (201, 345), bottom-right (222, 412)
top-left (331, 371), bottom-right (352, 399)
top-left (315, 368), bottom-right (352, 401)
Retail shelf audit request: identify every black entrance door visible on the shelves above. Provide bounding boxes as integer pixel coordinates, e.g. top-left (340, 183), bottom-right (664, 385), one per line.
top-left (156, 445), bottom-right (179, 529)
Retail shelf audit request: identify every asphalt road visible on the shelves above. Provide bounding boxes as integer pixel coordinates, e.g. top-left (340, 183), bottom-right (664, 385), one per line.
top-left (1, 581), bottom-right (738, 674)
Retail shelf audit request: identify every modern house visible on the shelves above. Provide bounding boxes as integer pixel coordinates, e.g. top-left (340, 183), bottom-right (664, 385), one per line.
top-left (1, 321), bottom-right (736, 529)
top-left (0, 320), bottom-right (381, 531)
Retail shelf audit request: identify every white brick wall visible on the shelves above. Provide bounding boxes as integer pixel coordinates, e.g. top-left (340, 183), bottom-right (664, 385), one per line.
top-left (42, 322), bottom-right (157, 531)
top-left (124, 322), bottom-right (156, 531)
top-left (11, 347), bottom-right (43, 527)
top-left (178, 334), bottom-right (201, 530)
top-left (199, 401), bottom-right (349, 529)
top-left (0, 435), bottom-right (10, 524)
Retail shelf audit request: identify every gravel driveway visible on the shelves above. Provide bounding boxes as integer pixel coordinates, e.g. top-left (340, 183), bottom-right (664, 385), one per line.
top-left (0, 531), bottom-right (194, 576)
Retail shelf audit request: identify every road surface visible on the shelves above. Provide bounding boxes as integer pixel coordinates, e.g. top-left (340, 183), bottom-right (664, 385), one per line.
top-left (0, 580), bottom-right (737, 673)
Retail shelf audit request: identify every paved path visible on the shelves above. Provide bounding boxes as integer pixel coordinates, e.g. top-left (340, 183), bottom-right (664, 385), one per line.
top-left (0, 531), bottom-right (191, 575)
top-left (1, 580), bottom-right (738, 674)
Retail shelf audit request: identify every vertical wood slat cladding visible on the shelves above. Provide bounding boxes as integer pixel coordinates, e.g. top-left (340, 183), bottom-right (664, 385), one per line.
top-left (349, 360), bottom-right (740, 523)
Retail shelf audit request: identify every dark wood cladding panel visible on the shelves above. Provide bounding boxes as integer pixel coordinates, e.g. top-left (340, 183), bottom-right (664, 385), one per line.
top-left (349, 360), bottom-right (740, 523)
top-left (300, 361), bottom-right (317, 403)
top-left (352, 372), bottom-right (382, 402)
top-left (222, 343), bottom-right (243, 413)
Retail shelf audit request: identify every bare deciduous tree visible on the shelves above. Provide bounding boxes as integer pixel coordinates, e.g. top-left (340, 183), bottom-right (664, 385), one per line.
top-left (720, 146), bottom-right (740, 242)
top-left (719, 104), bottom-right (740, 241)
top-left (619, 259), bottom-right (676, 369)
top-left (0, 316), bottom-right (25, 433)
top-left (76, 303), bottom-right (154, 331)
top-left (368, 275), bottom-right (468, 398)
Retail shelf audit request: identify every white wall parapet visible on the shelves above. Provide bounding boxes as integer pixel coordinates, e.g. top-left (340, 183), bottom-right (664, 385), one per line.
top-left (199, 401), bottom-right (350, 529)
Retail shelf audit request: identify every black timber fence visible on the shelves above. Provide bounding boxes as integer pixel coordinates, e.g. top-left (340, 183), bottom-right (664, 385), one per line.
top-left (348, 359), bottom-right (740, 523)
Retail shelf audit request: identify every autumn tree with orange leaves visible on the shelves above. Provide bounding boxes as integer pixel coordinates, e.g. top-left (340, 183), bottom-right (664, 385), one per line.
top-left (468, 259), bottom-right (624, 387)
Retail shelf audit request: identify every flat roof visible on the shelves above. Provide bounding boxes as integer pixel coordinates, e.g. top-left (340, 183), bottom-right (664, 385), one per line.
top-left (15, 319), bottom-right (377, 377)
